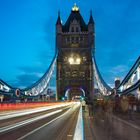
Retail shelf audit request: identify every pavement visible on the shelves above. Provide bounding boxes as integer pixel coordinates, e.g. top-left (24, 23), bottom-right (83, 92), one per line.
top-left (83, 106), bottom-right (140, 140)
top-left (83, 106), bottom-right (95, 140)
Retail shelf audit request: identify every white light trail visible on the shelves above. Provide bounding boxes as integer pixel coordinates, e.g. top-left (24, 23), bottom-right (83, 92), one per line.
top-left (0, 103), bottom-right (73, 120)
top-left (0, 110), bottom-right (62, 133)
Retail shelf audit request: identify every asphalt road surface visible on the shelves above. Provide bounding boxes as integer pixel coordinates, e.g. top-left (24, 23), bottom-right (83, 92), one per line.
top-left (0, 102), bottom-right (80, 140)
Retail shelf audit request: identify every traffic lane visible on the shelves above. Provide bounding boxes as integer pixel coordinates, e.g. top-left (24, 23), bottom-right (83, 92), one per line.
top-left (0, 102), bottom-right (73, 120)
top-left (17, 102), bottom-right (80, 140)
top-left (0, 105), bottom-right (72, 128)
top-left (0, 103), bottom-right (79, 140)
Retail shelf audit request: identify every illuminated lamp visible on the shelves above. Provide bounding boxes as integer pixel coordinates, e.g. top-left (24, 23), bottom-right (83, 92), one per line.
top-left (76, 58), bottom-right (81, 64)
top-left (68, 57), bottom-right (74, 64)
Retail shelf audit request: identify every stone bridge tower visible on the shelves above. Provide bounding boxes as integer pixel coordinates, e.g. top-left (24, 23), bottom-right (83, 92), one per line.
top-left (56, 4), bottom-right (95, 100)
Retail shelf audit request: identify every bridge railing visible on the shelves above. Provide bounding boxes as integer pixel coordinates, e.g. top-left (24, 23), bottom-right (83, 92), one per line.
top-left (93, 57), bottom-right (112, 96)
top-left (117, 56), bottom-right (140, 95)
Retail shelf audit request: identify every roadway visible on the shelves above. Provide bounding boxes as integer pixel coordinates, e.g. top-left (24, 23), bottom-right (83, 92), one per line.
top-left (0, 102), bottom-right (80, 140)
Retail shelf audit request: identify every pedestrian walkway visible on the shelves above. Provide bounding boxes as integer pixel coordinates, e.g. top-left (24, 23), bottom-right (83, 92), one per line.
top-left (114, 112), bottom-right (140, 129)
top-left (83, 106), bottom-right (95, 140)
top-left (83, 106), bottom-right (140, 140)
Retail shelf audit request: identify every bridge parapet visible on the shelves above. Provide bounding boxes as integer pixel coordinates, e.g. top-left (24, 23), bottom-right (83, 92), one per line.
top-left (117, 57), bottom-right (140, 95)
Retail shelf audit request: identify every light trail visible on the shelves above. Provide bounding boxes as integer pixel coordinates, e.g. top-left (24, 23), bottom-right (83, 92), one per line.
top-left (17, 102), bottom-right (80, 140)
top-left (0, 110), bottom-right (62, 133)
top-left (0, 102), bottom-right (73, 120)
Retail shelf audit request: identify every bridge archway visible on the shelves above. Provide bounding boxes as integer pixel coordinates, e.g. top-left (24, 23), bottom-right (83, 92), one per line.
top-left (65, 87), bottom-right (85, 100)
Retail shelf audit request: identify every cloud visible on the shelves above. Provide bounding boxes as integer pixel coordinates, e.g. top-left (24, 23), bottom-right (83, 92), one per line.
top-left (18, 66), bottom-right (44, 74)
top-left (109, 65), bottom-right (129, 75)
top-left (108, 83), bottom-right (114, 88)
top-left (10, 64), bottom-right (45, 88)
top-left (12, 72), bottom-right (44, 88)
top-left (12, 52), bottom-right (56, 88)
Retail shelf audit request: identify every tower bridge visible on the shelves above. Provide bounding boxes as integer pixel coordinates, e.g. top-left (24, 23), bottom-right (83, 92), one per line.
top-left (0, 4), bottom-right (140, 140)
top-left (0, 4), bottom-right (139, 103)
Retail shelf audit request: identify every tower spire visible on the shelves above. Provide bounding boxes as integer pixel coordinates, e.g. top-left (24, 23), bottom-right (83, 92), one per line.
top-left (88, 10), bottom-right (94, 24)
top-left (56, 11), bottom-right (62, 25)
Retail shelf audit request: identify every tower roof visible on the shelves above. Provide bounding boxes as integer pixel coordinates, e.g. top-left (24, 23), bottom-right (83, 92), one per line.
top-left (62, 4), bottom-right (87, 32)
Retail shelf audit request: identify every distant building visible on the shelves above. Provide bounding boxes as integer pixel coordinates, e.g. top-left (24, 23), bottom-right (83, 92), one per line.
top-left (115, 77), bottom-right (121, 88)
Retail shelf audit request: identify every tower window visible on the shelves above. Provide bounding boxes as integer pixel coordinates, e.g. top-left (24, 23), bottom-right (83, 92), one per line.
top-left (76, 27), bottom-right (79, 32)
top-left (71, 27), bottom-right (74, 32)
top-left (67, 37), bottom-right (70, 42)
top-left (80, 36), bottom-right (83, 41)
top-left (76, 37), bottom-right (79, 43)
top-left (71, 37), bottom-right (74, 43)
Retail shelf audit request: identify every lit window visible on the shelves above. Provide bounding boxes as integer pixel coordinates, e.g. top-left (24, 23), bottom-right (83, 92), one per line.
top-left (76, 58), bottom-right (81, 64)
top-left (68, 57), bottom-right (74, 64)
top-left (83, 57), bottom-right (87, 61)
top-left (68, 57), bottom-right (81, 65)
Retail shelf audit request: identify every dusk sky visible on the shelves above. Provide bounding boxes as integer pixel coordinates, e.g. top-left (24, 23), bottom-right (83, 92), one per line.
top-left (0, 0), bottom-right (140, 88)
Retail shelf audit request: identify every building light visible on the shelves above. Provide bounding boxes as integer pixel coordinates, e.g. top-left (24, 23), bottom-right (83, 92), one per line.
top-left (68, 57), bottom-right (81, 65)
top-left (68, 57), bottom-right (74, 64)
top-left (76, 58), bottom-right (81, 64)
top-left (72, 3), bottom-right (79, 12)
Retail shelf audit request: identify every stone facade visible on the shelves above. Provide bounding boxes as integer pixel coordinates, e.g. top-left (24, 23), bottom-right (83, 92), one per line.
top-left (56, 5), bottom-right (95, 100)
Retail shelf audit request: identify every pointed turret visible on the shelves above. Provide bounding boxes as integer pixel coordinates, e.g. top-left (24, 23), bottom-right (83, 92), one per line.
top-left (88, 10), bottom-right (95, 50)
top-left (56, 11), bottom-right (62, 25)
top-left (56, 11), bottom-right (62, 34)
top-left (88, 10), bottom-right (94, 24)
top-left (88, 10), bottom-right (94, 32)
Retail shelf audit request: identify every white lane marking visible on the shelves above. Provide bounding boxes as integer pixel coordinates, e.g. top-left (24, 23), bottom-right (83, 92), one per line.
top-left (73, 105), bottom-right (84, 140)
top-left (17, 103), bottom-right (80, 140)
top-left (0, 110), bottom-right (62, 133)
top-left (0, 103), bottom-right (73, 120)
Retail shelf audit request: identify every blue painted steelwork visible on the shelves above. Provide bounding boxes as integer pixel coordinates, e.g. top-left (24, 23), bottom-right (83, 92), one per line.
top-left (118, 80), bottom-right (140, 95)
top-left (117, 56), bottom-right (140, 95)
top-left (0, 79), bottom-right (13, 89)
top-left (117, 56), bottom-right (140, 90)
top-left (21, 53), bottom-right (57, 96)
top-left (93, 57), bottom-right (112, 96)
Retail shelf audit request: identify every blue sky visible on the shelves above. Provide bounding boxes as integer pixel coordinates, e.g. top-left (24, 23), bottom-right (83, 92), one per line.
top-left (0, 0), bottom-right (140, 88)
